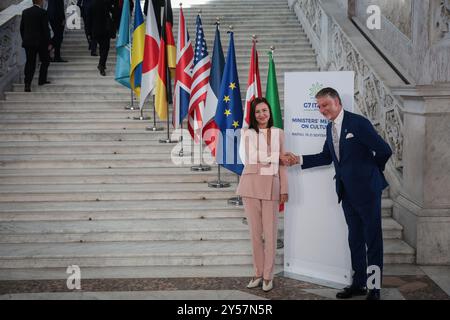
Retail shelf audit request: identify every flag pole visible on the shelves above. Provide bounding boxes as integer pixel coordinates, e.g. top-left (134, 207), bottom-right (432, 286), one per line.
top-left (191, 9), bottom-right (211, 172)
top-left (159, 1), bottom-right (177, 144)
top-left (227, 175), bottom-right (243, 206)
top-left (269, 44), bottom-right (284, 249)
top-left (146, 95), bottom-right (164, 131)
top-left (125, 6), bottom-right (137, 111)
top-left (208, 17), bottom-right (230, 188)
top-left (224, 24), bottom-right (243, 206)
top-left (134, 98), bottom-right (151, 120)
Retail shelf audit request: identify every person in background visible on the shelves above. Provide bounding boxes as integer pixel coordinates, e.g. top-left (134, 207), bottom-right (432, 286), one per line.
top-left (88, 0), bottom-right (114, 76)
top-left (77, 0), bottom-right (97, 56)
top-left (20, 0), bottom-right (51, 92)
top-left (237, 97), bottom-right (288, 293)
top-left (47, 0), bottom-right (68, 62)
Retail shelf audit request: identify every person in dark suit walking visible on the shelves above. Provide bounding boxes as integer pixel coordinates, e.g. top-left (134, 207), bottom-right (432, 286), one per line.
top-left (88, 0), bottom-right (114, 76)
top-left (281, 87), bottom-right (392, 300)
top-left (20, 0), bottom-right (51, 92)
top-left (47, 0), bottom-right (68, 62)
top-left (77, 0), bottom-right (97, 56)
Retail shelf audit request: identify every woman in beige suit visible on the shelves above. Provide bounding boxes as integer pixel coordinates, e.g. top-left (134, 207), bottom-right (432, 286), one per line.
top-left (237, 97), bottom-right (288, 292)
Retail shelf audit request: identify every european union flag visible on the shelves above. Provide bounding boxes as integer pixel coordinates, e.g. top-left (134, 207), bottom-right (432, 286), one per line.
top-left (214, 32), bottom-right (244, 176)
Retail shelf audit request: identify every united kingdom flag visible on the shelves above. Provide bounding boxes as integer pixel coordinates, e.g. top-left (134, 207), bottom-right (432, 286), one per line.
top-left (172, 6), bottom-right (194, 129)
top-left (188, 15), bottom-right (211, 140)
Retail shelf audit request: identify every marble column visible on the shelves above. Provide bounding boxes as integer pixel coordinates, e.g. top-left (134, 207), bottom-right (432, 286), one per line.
top-left (392, 84), bottom-right (450, 265)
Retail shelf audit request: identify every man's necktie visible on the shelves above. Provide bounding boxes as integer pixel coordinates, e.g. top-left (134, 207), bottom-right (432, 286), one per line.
top-left (332, 122), bottom-right (340, 161)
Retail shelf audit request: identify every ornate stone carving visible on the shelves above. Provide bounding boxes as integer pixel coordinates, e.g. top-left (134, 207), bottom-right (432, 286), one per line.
top-left (297, 0), bottom-right (323, 39)
top-left (435, 0), bottom-right (450, 41)
top-left (0, 16), bottom-right (21, 80)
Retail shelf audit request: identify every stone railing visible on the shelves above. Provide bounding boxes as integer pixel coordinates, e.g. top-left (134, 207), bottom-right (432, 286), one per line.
top-left (288, 0), bottom-right (406, 187)
top-left (0, 0), bottom-right (31, 98)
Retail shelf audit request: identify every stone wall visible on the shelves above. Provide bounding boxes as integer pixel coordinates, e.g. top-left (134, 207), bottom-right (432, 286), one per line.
top-left (0, 0), bottom-right (31, 98)
top-left (352, 0), bottom-right (450, 85)
top-left (0, 0), bottom-right (22, 12)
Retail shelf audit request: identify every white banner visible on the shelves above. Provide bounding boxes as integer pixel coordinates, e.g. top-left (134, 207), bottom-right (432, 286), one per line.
top-left (283, 71), bottom-right (355, 287)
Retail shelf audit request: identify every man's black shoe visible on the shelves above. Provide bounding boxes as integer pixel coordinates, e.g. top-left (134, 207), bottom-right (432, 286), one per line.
top-left (53, 58), bottom-right (68, 62)
top-left (366, 289), bottom-right (381, 300)
top-left (91, 52), bottom-right (98, 56)
top-left (38, 81), bottom-right (51, 85)
top-left (24, 85), bottom-right (31, 92)
top-left (97, 65), bottom-right (106, 76)
top-left (336, 286), bottom-right (367, 299)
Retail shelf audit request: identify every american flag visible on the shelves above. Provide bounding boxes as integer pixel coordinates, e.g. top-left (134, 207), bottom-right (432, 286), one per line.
top-left (188, 15), bottom-right (211, 140)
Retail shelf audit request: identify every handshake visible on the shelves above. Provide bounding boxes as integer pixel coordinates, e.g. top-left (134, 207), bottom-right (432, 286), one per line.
top-left (280, 152), bottom-right (301, 167)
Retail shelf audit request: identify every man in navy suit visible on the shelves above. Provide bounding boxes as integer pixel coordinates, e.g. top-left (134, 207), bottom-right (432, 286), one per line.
top-left (281, 87), bottom-right (392, 300)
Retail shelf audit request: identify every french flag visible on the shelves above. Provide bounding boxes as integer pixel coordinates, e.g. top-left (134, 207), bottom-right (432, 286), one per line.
top-left (202, 24), bottom-right (225, 156)
top-left (172, 6), bottom-right (194, 128)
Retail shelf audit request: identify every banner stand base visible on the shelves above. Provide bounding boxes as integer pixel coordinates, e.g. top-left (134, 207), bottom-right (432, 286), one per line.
top-left (208, 180), bottom-right (231, 188)
top-left (146, 126), bottom-right (164, 131)
top-left (133, 116), bottom-right (151, 121)
top-left (191, 164), bottom-right (211, 172)
top-left (282, 271), bottom-right (347, 290)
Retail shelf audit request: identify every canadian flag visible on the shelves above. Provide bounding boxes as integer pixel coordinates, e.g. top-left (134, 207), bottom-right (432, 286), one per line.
top-left (243, 41), bottom-right (262, 128)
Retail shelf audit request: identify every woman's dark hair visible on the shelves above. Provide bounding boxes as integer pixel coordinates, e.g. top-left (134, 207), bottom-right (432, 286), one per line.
top-left (248, 97), bottom-right (274, 133)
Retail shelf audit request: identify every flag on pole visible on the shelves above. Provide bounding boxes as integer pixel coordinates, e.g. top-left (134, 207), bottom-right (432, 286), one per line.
top-left (243, 40), bottom-right (262, 128)
top-left (154, 0), bottom-right (174, 120)
top-left (139, 0), bottom-right (160, 110)
top-left (115, 0), bottom-right (131, 88)
top-left (130, 0), bottom-right (145, 97)
top-left (172, 5), bottom-right (194, 129)
top-left (203, 24), bottom-right (225, 155)
top-left (188, 15), bottom-right (211, 139)
top-left (266, 51), bottom-right (283, 128)
top-left (164, 0), bottom-right (176, 74)
top-left (214, 32), bottom-right (244, 175)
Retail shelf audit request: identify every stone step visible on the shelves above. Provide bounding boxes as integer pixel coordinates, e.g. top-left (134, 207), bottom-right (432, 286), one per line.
top-left (0, 100), bottom-right (130, 109)
top-left (0, 168), bottom-right (233, 184)
top-left (61, 50), bottom-right (314, 60)
top-left (0, 218), bottom-right (280, 243)
top-left (0, 130), bottom-right (183, 142)
top-left (0, 239), bottom-right (283, 268)
top-left (31, 62), bottom-right (315, 72)
top-left (0, 143), bottom-right (205, 155)
top-left (0, 238), bottom-right (414, 269)
top-left (24, 74), bottom-right (288, 86)
top-left (60, 46), bottom-right (315, 57)
top-left (0, 265), bottom-right (263, 280)
top-left (0, 216), bottom-right (400, 244)
top-left (43, 55), bottom-right (314, 67)
top-left (383, 240), bottom-right (416, 264)
top-left (0, 120), bottom-right (159, 130)
top-left (0, 156), bottom-right (214, 170)
top-left (0, 182), bottom-right (236, 202)
top-left (0, 111), bottom-right (134, 119)
top-left (64, 31), bottom-right (306, 42)
top-left (0, 217), bottom-right (404, 244)
top-left (0, 199), bottom-right (244, 221)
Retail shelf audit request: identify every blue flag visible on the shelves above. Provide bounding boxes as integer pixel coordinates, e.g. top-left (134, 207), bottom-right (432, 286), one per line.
top-left (214, 32), bottom-right (244, 175)
top-left (115, 0), bottom-right (131, 88)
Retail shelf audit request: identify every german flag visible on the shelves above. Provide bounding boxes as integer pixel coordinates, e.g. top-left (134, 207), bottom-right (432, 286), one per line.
top-left (164, 0), bottom-right (176, 74)
top-left (155, 0), bottom-right (176, 120)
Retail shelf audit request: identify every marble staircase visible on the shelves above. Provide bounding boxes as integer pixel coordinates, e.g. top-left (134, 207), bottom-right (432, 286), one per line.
top-left (0, 0), bottom-right (414, 280)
